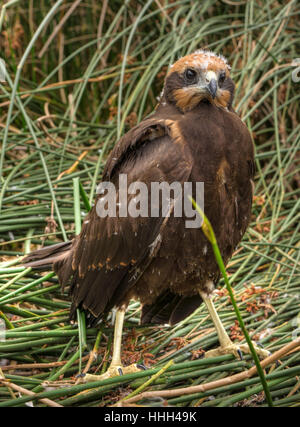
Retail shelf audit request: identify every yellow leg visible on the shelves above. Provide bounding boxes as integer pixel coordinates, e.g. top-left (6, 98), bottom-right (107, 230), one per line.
top-left (199, 290), bottom-right (270, 359)
top-left (110, 308), bottom-right (125, 367)
top-left (79, 309), bottom-right (144, 383)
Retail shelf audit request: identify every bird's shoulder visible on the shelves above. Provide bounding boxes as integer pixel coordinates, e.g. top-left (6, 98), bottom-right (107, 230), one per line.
top-left (103, 103), bottom-right (189, 180)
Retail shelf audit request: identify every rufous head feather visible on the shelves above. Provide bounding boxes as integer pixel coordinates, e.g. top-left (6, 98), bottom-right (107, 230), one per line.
top-left (162, 50), bottom-right (234, 112)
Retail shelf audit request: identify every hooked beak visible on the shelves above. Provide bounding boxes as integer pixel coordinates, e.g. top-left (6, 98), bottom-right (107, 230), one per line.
top-left (207, 78), bottom-right (217, 99)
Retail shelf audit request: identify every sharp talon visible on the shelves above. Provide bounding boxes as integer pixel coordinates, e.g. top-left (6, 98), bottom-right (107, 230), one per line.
top-left (257, 342), bottom-right (264, 348)
top-left (118, 368), bottom-right (123, 376)
top-left (275, 360), bottom-right (280, 368)
top-left (136, 364), bottom-right (147, 370)
top-left (75, 373), bottom-right (86, 378)
top-left (237, 348), bottom-right (243, 360)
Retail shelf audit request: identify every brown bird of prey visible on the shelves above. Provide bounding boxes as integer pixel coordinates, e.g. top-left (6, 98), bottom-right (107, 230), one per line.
top-left (24, 49), bottom-right (269, 382)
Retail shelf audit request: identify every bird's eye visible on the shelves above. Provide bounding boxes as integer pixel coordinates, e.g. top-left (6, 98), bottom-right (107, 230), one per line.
top-left (218, 71), bottom-right (226, 86)
top-left (184, 68), bottom-right (197, 83)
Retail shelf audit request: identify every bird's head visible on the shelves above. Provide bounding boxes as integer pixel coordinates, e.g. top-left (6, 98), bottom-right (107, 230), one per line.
top-left (162, 50), bottom-right (234, 112)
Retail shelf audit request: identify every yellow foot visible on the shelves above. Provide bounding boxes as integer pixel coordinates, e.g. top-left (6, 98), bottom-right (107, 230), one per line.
top-left (205, 341), bottom-right (270, 360)
top-left (77, 363), bottom-right (146, 384)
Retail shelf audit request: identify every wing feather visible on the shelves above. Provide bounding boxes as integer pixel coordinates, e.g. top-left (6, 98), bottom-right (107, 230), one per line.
top-left (67, 120), bottom-right (193, 321)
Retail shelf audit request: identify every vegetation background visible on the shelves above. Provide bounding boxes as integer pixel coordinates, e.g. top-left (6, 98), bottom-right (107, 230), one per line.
top-left (0, 0), bottom-right (299, 407)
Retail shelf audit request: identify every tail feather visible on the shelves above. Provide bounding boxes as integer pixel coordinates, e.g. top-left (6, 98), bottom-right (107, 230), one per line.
top-left (24, 242), bottom-right (202, 326)
top-left (23, 241), bottom-right (72, 274)
top-left (141, 291), bottom-right (202, 326)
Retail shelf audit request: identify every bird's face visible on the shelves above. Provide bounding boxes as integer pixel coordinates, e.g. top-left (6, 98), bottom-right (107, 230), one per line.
top-left (163, 50), bottom-right (234, 112)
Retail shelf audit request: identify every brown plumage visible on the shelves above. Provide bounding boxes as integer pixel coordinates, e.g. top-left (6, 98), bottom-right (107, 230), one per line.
top-left (24, 50), bottom-right (254, 329)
